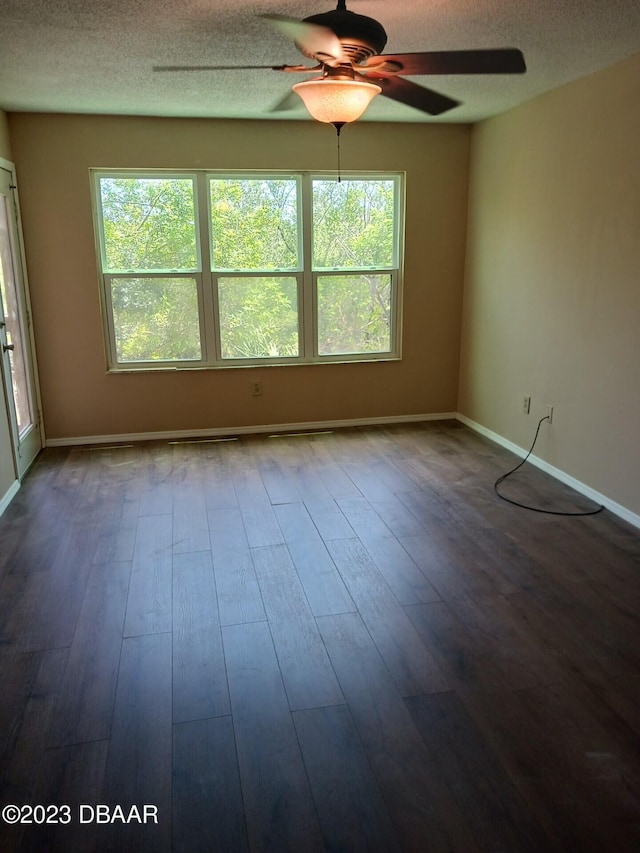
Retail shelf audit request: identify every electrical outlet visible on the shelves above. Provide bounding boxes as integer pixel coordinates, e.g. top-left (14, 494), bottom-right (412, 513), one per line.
top-left (547, 405), bottom-right (554, 424)
top-left (250, 380), bottom-right (263, 397)
top-left (523, 395), bottom-right (531, 414)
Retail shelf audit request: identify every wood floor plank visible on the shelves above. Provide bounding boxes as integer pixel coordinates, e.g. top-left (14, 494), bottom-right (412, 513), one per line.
top-left (461, 684), bottom-right (640, 853)
top-left (102, 632), bottom-right (172, 852)
top-left (0, 507), bottom-right (67, 577)
top-left (287, 463), bottom-right (333, 503)
top-left (336, 495), bottom-right (394, 540)
top-left (272, 501), bottom-right (320, 543)
top-left (360, 535), bottom-right (441, 606)
top-left (251, 544), bottom-right (344, 710)
top-left (327, 538), bottom-right (449, 696)
top-left (293, 704), bottom-right (403, 852)
top-left (231, 467), bottom-right (284, 546)
top-left (16, 521), bottom-right (101, 652)
top-left (241, 505), bottom-right (285, 548)
top-left (232, 466), bottom-right (271, 508)
top-left (274, 503), bottom-right (355, 616)
top-left (259, 458), bottom-right (302, 505)
top-left (0, 571), bottom-right (47, 649)
top-left (405, 600), bottom-right (520, 691)
top-left (451, 594), bottom-right (566, 689)
top-left (172, 551), bottom-right (230, 722)
top-left (173, 716), bottom-right (248, 853)
top-left (0, 649), bottom-right (68, 806)
top-left (551, 579), bottom-right (640, 666)
top-left (465, 523), bottom-right (559, 595)
top-left (0, 652), bottom-right (42, 777)
top-left (22, 740), bottom-right (110, 853)
top-left (0, 452), bottom-right (64, 576)
top-left (172, 481), bottom-right (210, 555)
top-left (124, 513), bottom-right (173, 637)
top-left (133, 443), bottom-right (175, 517)
top-left (341, 461), bottom-right (398, 502)
top-left (317, 611), bottom-right (480, 852)
top-left (209, 508), bottom-right (267, 626)
top-left (412, 515), bottom-right (523, 603)
top-left (315, 461), bottom-right (362, 498)
top-left (502, 587), bottom-right (608, 663)
top-left (405, 691), bottom-right (564, 852)
top-left (507, 520), bottom-right (602, 586)
top-left (222, 620), bottom-right (324, 851)
top-left (213, 549), bottom-right (266, 627)
top-left (208, 506), bottom-right (249, 553)
top-left (91, 493), bottom-right (138, 564)
top-left (369, 495), bottom-right (429, 537)
top-left (48, 560), bottom-right (131, 746)
top-left (528, 581), bottom-right (640, 674)
top-left (521, 680), bottom-right (640, 807)
top-left (200, 457), bottom-right (238, 510)
top-left (560, 664), bottom-right (640, 741)
top-left (400, 530), bottom-right (496, 600)
top-left (303, 496), bottom-right (355, 541)
top-left (286, 536), bottom-right (356, 617)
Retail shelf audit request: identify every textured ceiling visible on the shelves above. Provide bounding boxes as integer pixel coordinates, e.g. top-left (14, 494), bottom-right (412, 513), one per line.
top-left (1, 0), bottom-right (640, 123)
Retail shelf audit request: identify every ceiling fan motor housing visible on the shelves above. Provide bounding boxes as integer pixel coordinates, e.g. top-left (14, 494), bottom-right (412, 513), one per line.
top-left (301, 10), bottom-right (388, 64)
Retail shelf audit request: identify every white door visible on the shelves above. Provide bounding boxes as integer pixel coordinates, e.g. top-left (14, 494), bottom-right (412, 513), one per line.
top-left (0, 164), bottom-right (42, 477)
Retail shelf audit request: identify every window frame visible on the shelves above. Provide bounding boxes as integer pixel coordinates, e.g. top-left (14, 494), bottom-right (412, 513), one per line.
top-left (91, 169), bottom-right (405, 371)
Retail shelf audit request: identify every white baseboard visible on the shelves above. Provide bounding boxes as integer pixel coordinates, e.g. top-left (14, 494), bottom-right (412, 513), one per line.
top-left (44, 412), bottom-right (458, 448)
top-left (0, 479), bottom-right (20, 518)
top-left (457, 413), bottom-right (640, 530)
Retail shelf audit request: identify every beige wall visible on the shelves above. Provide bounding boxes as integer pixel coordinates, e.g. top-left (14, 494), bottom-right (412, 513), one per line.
top-left (0, 110), bottom-right (12, 160)
top-left (459, 52), bottom-right (640, 517)
top-left (8, 114), bottom-right (470, 441)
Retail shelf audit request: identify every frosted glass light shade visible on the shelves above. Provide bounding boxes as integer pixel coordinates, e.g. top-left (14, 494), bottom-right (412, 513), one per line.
top-left (292, 78), bottom-right (382, 124)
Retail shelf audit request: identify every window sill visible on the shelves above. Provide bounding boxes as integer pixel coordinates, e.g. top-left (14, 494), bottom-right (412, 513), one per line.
top-left (106, 355), bottom-right (402, 374)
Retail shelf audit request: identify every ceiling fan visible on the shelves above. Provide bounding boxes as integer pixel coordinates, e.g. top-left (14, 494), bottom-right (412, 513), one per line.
top-left (154, 0), bottom-right (526, 123)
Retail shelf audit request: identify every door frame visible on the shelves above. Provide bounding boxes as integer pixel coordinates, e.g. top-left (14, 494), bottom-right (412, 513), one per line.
top-left (0, 156), bottom-right (44, 477)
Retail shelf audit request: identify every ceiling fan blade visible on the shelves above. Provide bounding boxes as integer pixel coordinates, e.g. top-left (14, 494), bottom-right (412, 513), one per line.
top-left (364, 49), bottom-right (526, 76)
top-left (260, 14), bottom-right (347, 65)
top-left (153, 64), bottom-right (313, 73)
top-left (379, 76), bottom-right (460, 116)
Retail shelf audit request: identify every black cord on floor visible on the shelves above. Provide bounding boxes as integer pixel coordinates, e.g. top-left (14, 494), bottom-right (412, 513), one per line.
top-left (494, 415), bottom-right (605, 516)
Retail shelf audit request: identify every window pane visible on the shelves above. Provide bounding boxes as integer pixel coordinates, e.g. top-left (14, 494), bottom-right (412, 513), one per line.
top-left (312, 179), bottom-right (396, 270)
top-left (210, 179), bottom-right (299, 270)
top-left (317, 274), bottom-right (391, 355)
top-left (99, 178), bottom-right (197, 271)
top-left (218, 277), bottom-right (298, 359)
top-left (110, 277), bottom-right (201, 362)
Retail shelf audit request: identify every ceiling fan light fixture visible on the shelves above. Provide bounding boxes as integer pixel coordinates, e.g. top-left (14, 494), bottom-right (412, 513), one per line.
top-left (292, 78), bottom-right (381, 125)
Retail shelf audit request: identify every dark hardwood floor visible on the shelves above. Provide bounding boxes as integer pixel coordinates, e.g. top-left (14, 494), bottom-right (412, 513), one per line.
top-left (0, 420), bottom-right (639, 852)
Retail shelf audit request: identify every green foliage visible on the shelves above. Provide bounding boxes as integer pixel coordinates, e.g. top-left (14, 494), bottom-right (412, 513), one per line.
top-left (99, 174), bottom-right (398, 363)
top-left (313, 179), bottom-right (395, 269)
top-left (317, 274), bottom-right (391, 355)
top-left (100, 178), bottom-right (197, 271)
top-left (218, 277), bottom-right (298, 359)
top-left (210, 179), bottom-right (299, 270)
top-left (111, 278), bottom-right (201, 362)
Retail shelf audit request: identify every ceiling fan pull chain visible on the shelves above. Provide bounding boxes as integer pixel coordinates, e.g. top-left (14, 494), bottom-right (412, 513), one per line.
top-left (333, 121), bottom-right (344, 182)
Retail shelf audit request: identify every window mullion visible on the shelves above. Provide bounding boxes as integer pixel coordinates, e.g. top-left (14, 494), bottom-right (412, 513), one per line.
top-left (196, 174), bottom-right (217, 365)
top-left (300, 173), bottom-right (315, 360)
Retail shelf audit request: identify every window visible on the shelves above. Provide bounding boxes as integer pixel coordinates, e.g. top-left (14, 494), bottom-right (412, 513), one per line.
top-left (93, 171), bottom-right (404, 370)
